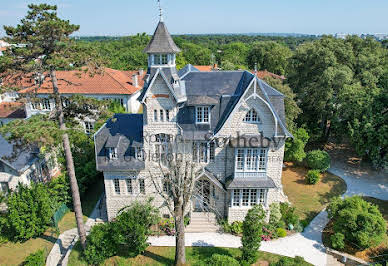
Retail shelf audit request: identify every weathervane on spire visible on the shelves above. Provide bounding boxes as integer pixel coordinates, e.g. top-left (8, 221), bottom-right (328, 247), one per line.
top-left (158, 0), bottom-right (163, 22)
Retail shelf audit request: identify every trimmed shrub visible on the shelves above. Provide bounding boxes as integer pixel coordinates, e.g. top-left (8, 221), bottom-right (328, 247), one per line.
top-left (83, 223), bottom-right (116, 265)
top-left (208, 254), bottom-right (239, 266)
top-left (241, 205), bottom-right (265, 264)
top-left (270, 256), bottom-right (307, 266)
top-left (111, 200), bottom-right (159, 257)
top-left (279, 202), bottom-right (299, 227)
top-left (83, 200), bottom-right (159, 264)
top-left (230, 221), bottom-right (243, 235)
top-left (269, 202), bottom-right (282, 226)
top-left (327, 196), bottom-right (386, 250)
top-left (23, 249), bottom-right (45, 266)
top-left (306, 150), bottom-right (331, 172)
top-left (306, 170), bottom-right (321, 184)
top-left (276, 228), bottom-right (287, 237)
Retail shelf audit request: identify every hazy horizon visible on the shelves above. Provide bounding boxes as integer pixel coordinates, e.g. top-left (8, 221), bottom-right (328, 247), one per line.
top-left (1, 0), bottom-right (387, 37)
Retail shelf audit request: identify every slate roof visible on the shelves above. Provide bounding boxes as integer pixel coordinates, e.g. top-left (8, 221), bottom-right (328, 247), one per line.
top-left (0, 135), bottom-right (39, 174)
top-left (176, 67), bottom-right (291, 139)
top-left (94, 114), bottom-right (145, 171)
top-left (143, 21), bottom-right (181, 54)
top-left (226, 176), bottom-right (277, 189)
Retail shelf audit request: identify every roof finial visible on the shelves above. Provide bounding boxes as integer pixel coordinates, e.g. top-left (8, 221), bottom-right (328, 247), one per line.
top-left (158, 0), bottom-right (163, 22)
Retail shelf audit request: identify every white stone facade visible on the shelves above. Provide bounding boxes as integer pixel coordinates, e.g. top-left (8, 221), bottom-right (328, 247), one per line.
top-left (102, 70), bottom-right (289, 223)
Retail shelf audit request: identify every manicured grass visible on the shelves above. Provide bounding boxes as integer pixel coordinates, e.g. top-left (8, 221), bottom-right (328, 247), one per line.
top-left (68, 244), bottom-right (312, 266)
top-left (322, 197), bottom-right (388, 262)
top-left (58, 177), bottom-right (104, 233)
top-left (282, 163), bottom-right (347, 225)
top-left (0, 230), bottom-right (57, 266)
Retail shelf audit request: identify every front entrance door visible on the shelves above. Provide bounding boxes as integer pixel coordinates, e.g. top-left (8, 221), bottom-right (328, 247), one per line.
top-left (194, 179), bottom-right (210, 211)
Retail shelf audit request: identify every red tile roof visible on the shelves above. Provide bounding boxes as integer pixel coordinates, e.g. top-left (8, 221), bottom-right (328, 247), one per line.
top-left (253, 70), bottom-right (286, 80)
top-left (13, 68), bottom-right (145, 95)
top-left (194, 65), bottom-right (214, 72)
top-left (0, 102), bottom-right (26, 119)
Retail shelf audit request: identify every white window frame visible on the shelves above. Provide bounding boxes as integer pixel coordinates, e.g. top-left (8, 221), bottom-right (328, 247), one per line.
top-left (42, 98), bottom-right (51, 110)
top-left (166, 109), bottom-right (170, 121)
top-left (195, 106), bottom-right (210, 124)
top-left (108, 147), bottom-right (118, 159)
top-left (235, 148), bottom-right (267, 173)
top-left (192, 141), bottom-right (215, 163)
top-left (135, 147), bottom-right (143, 160)
top-left (243, 108), bottom-right (261, 123)
top-left (161, 54), bottom-right (168, 64)
top-left (154, 110), bottom-right (158, 122)
top-left (160, 109), bottom-right (164, 122)
top-left (126, 179), bottom-right (133, 194)
top-left (139, 179), bottom-right (145, 194)
top-left (84, 121), bottom-right (94, 135)
top-left (113, 178), bottom-right (121, 195)
top-left (231, 189), bottom-right (267, 207)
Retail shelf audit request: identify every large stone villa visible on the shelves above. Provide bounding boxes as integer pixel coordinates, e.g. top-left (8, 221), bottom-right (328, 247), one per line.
top-left (95, 19), bottom-right (292, 224)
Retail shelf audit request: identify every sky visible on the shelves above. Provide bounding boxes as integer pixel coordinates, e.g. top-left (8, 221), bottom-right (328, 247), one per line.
top-left (1, 0), bottom-right (387, 36)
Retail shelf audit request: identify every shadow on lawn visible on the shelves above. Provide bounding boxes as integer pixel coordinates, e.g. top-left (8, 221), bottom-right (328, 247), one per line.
top-left (190, 246), bottom-right (236, 262)
top-left (318, 174), bottom-right (347, 206)
top-left (142, 250), bottom-right (174, 265)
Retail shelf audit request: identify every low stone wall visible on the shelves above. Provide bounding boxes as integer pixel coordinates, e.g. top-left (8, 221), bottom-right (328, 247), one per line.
top-left (326, 247), bottom-right (368, 266)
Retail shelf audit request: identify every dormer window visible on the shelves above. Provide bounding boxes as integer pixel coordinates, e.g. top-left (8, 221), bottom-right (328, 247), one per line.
top-left (135, 147), bottom-right (143, 160)
top-left (108, 147), bottom-right (118, 159)
top-left (244, 108), bottom-right (260, 123)
top-left (196, 106), bottom-right (210, 124)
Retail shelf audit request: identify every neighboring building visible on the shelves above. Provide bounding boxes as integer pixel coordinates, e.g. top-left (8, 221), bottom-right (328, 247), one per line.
top-left (17, 68), bottom-right (144, 115)
top-left (0, 102), bottom-right (26, 127)
top-left (0, 135), bottom-right (59, 193)
top-left (95, 18), bottom-right (292, 223)
top-left (10, 68), bottom-right (145, 133)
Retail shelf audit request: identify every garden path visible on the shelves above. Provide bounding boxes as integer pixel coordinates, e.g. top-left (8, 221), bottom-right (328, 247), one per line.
top-left (149, 163), bottom-right (387, 266)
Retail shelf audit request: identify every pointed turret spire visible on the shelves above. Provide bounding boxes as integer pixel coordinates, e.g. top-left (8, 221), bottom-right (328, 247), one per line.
top-left (158, 0), bottom-right (163, 22)
top-left (143, 2), bottom-right (181, 54)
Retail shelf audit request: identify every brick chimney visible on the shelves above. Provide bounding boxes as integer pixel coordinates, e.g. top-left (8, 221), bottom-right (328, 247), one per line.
top-left (132, 74), bottom-right (138, 88)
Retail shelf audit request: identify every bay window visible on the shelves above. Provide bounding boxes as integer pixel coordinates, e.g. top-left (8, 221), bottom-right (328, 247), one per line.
top-left (231, 189), bottom-right (267, 207)
top-left (235, 148), bottom-right (267, 173)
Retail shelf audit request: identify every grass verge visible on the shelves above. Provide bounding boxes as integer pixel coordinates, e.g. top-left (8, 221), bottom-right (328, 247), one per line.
top-left (68, 244), bottom-right (312, 266)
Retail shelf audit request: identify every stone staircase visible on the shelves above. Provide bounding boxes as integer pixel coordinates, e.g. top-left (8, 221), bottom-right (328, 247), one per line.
top-left (185, 212), bottom-right (220, 233)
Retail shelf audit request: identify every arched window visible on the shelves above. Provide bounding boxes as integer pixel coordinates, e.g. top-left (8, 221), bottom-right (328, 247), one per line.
top-left (243, 108), bottom-right (260, 123)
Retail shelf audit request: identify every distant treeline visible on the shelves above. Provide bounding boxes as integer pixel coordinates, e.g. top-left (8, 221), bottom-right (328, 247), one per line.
top-left (76, 34), bottom-right (317, 50)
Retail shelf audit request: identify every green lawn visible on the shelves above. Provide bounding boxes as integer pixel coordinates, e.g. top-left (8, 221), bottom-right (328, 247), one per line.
top-left (0, 177), bottom-right (104, 265)
top-left (282, 163), bottom-right (347, 225)
top-left (69, 244), bottom-right (311, 266)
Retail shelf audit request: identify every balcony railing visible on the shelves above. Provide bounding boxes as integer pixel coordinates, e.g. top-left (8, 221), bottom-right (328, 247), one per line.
top-left (234, 171), bottom-right (266, 179)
